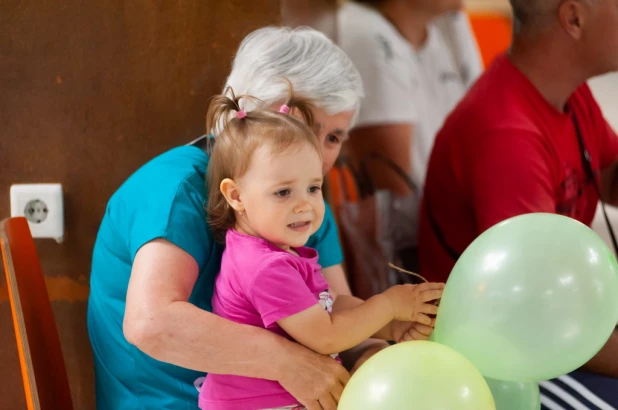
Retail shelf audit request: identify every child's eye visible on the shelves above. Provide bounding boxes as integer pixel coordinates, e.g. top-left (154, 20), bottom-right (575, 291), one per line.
top-left (308, 185), bottom-right (322, 194)
top-left (275, 189), bottom-right (291, 197)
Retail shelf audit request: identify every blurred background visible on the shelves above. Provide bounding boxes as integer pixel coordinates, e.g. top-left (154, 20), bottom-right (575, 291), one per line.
top-left (1, 0), bottom-right (616, 408)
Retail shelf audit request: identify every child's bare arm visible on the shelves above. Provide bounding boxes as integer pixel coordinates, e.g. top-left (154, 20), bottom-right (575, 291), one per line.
top-left (328, 295), bottom-right (404, 341)
top-left (277, 283), bottom-right (444, 355)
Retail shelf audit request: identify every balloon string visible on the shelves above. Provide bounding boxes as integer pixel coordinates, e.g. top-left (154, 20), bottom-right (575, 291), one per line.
top-left (388, 263), bottom-right (428, 283)
top-left (388, 263), bottom-right (441, 306)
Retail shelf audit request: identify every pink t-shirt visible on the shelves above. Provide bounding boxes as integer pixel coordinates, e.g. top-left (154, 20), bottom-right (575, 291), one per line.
top-left (199, 230), bottom-right (336, 410)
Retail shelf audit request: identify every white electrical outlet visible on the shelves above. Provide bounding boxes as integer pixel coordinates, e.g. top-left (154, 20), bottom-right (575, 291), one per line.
top-left (10, 183), bottom-right (65, 243)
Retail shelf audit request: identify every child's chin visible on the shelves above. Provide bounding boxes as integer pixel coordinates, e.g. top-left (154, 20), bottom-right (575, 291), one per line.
top-left (289, 237), bottom-right (311, 248)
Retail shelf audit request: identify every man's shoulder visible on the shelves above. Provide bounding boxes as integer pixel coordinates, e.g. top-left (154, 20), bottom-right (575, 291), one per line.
top-left (443, 56), bottom-right (540, 136)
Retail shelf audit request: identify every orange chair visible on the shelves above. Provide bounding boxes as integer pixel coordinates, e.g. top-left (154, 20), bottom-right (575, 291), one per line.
top-left (0, 217), bottom-right (73, 410)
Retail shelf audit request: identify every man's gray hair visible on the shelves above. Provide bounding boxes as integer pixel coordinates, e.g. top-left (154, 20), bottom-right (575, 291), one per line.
top-left (225, 27), bottom-right (364, 119)
top-left (509, 0), bottom-right (599, 31)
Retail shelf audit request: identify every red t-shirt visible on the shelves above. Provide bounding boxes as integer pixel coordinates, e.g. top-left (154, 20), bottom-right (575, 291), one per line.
top-left (418, 54), bottom-right (618, 283)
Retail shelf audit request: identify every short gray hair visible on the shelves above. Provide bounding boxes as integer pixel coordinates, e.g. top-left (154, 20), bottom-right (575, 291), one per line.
top-left (509, 0), bottom-right (598, 31)
top-left (509, 0), bottom-right (559, 29)
top-left (225, 27), bottom-right (364, 118)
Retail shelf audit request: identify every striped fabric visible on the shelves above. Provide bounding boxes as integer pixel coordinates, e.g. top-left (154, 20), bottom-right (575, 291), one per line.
top-left (540, 371), bottom-right (618, 410)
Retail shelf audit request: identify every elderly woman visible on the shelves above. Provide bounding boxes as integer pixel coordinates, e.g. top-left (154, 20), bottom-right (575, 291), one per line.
top-left (87, 26), bottom-right (395, 410)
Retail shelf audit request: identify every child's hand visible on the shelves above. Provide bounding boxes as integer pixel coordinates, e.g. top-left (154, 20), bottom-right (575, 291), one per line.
top-left (391, 320), bottom-right (435, 343)
top-left (383, 282), bottom-right (444, 324)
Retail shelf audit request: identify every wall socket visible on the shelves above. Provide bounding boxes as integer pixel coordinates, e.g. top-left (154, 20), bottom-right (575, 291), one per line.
top-left (10, 183), bottom-right (65, 243)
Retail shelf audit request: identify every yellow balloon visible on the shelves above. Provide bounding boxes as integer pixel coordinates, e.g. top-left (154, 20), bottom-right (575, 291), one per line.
top-left (339, 341), bottom-right (495, 410)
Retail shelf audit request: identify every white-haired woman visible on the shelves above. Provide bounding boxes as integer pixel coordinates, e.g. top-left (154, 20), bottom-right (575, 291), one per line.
top-left (88, 27), bottom-right (391, 410)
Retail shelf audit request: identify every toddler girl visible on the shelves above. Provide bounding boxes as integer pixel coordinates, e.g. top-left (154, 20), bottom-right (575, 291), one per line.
top-left (199, 88), bottom-right (444, 410)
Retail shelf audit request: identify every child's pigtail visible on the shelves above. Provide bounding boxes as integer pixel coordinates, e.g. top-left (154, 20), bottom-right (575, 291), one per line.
top-left (205, 87), bottom-right (248, 243)
top-left (286, 94), bottom-right (314, 129)
top-left (278, 78), bottom-right (315, 129)
top-left (206, 87), bottom-right (247, 152)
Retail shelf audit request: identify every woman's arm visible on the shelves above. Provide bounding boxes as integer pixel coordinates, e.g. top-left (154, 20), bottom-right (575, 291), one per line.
top-left (321, 264), bottom-right (352, 297)
top-left (123, 239), bottom-right (349, 409)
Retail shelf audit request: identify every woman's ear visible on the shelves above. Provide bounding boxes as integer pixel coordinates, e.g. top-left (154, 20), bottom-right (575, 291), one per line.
top-left (220, 178), bottom-right (244, 213)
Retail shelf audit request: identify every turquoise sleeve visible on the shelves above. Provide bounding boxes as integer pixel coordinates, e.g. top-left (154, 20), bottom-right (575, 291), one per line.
top-left (307, 202), bottom-right (343, 268)
top-left (124, 173), bottom-right (211, 269)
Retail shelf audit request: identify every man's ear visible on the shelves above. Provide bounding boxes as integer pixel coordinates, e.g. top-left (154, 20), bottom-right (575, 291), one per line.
top-left (558, 0), bottom-right (586, 40)
top-left (220, 178), bottom-right (244, 213)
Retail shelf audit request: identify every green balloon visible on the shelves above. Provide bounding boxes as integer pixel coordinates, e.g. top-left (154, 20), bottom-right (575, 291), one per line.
top-left (485, 378), bottom-right (540, 410)
top-left (433, 213), bottom-right (618, 381)
top-left (338, 341), bottom-right (495, 410)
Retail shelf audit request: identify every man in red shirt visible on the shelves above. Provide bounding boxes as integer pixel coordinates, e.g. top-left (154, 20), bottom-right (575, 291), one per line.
top-left (419, 0), bottom-right (618, 408)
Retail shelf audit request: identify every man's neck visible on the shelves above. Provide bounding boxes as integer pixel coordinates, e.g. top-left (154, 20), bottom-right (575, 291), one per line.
top-left (378, 1), bottom-right (435, 49)
top-left (508, 35), bottom-right (588, 112)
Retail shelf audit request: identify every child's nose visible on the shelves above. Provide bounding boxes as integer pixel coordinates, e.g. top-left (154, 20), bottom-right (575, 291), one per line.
top-left (294, 199), bottom-right (311, 213)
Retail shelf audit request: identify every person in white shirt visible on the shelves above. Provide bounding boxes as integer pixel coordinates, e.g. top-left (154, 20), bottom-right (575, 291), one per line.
top-left (338, 0), bottom-right (483, 195)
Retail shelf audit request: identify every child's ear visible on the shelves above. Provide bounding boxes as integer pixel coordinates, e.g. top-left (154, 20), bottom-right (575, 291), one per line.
top-left (220, 178), bottom-right (244, 213)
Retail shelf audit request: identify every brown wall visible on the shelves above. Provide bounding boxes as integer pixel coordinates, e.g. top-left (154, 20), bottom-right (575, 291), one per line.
top-left (0, 1), bottom-right (336, 408)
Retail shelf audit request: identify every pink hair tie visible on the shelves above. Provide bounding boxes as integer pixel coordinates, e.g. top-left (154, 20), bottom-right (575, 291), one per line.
top-left (279, 104), bottom-right (290, 114)
top-left (237, 110), bottom-right (247, 119)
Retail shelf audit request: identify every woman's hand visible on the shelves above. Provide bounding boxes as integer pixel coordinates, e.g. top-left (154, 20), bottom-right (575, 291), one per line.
top-left (278, 340), bottom-right (350, 410)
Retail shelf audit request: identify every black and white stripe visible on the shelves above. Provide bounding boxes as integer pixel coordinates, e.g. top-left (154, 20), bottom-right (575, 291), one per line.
top-left (540, 375), bottom-right (617, 410)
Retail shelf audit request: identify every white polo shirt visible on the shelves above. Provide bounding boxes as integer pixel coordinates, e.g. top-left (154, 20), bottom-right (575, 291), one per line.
top-left (338, 2), bottom-right (483, 189)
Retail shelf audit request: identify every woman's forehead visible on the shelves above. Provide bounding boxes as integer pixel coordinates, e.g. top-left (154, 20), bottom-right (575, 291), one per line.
top-left (313, 109), bottom-right (354, 135)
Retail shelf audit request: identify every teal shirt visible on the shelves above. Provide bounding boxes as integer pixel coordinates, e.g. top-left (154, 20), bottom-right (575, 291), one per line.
top-left (87, 146), bottom-right (343, 410)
